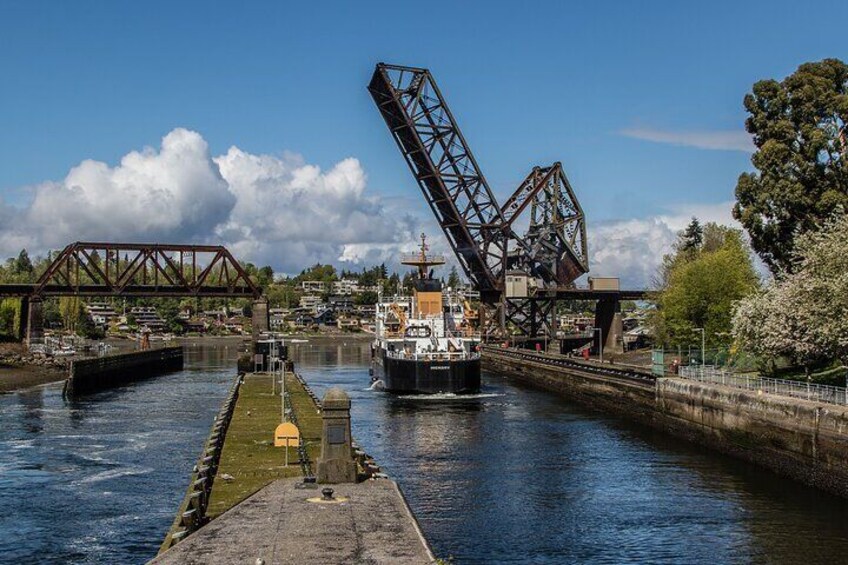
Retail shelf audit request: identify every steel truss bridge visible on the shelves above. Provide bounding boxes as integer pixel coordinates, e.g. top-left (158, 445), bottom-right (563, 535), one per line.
top-left (0, 242), bottom-right (266, 344)
top-left (0, 242), bottom-right (261, 299)
top-left (369, 63), bottom-right (645, 346)
top-left (369, 64), bottom-right (588, 306)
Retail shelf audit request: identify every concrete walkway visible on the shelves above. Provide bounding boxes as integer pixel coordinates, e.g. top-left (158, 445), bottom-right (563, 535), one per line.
top-left (151, 478), bottom-right (434, 565)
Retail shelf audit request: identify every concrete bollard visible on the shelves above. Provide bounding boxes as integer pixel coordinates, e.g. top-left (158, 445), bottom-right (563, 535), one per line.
top-left (188, 491), bottom-right (204, 511)
top-left (316, 387), bottom-right (357, 484)
top-left (181, 509), bottom-right (197, 528)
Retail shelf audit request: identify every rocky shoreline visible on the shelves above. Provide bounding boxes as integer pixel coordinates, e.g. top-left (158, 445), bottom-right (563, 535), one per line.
top-left (0, 343), bottom-right (68, 394)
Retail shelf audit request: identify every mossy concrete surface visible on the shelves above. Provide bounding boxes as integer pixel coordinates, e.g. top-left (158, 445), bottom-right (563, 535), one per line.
top-left (205, 372), bottom-right (322, 519)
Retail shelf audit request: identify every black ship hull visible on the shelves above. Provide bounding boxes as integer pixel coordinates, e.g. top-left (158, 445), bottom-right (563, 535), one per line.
top-left (372, 349), bottom-right (481, 394)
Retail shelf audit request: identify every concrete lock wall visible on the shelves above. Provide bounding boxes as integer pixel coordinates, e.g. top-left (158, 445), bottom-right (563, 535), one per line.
top-left (67, 346), bottom-right (184, 394)
top-left (483, 349), bottom-right (848, 499)
top-left (486, 351), bottom-right (657, 425)
top-left (655, 378), bottom-right (848, 497)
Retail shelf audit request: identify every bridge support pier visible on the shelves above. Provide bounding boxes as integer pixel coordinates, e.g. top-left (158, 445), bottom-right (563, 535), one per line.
top-left (17, 296), bottom-right (29, 341)
top-left (594, 299), bottom-right (623, 356)
top-left (252, 297), bottom-right (269, 342)
top-left (25, 296), bottom-right (44, 347)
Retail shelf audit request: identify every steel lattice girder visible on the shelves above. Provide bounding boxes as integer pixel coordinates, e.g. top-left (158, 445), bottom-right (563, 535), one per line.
top-left (369, 63), bottom-right (509, 300)
top-left (480, 299), bottom-right (557, 340)
top-left (29, 242), bottom-right (261, 298)
top-left (369, 64), bottom-right (590, 303)
top-left (503, 298), bottom-right (557, 338)
top-left (524, 162), bottom-right (588, 284)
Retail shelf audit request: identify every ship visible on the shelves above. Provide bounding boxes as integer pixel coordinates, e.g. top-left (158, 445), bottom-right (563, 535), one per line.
top-left (371, 234), bottom-right (481, 394)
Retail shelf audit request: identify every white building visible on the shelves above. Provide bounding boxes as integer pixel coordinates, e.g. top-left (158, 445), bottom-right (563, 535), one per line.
top-left (299, 295), bottom-right (324, 312)
top-left (332, 278), bottom-right (360, 295)
top-left (87, 303), bottom-right (119, 326)
top-left (301, 280), bottom-right (327, 293)
top-left (128, 306), bottom-right (165, 331)
top-left (269, 307), bottom-right (290, 331)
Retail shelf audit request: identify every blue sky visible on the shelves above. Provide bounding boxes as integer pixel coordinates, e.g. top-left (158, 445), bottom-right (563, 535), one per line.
top-left (1, 1), bottom-right (845, 284)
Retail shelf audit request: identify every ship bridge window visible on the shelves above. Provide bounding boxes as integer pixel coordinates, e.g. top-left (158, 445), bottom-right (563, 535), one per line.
top-left (404, 325), bottom-right (432, 338)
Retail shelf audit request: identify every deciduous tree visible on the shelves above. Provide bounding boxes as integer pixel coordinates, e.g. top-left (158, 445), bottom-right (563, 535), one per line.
top-left (653, 224), bottom-right (760, 346)
top-left (733, 214), bottom-right (848, 372)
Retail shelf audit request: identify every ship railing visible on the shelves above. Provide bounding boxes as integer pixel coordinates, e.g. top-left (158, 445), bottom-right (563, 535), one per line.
top-left (381, 328), bottom-right (481, 340)
top-left (385, 349), bottom-right (481, 361)
top-left (445, 328), bottom-right (481, 339)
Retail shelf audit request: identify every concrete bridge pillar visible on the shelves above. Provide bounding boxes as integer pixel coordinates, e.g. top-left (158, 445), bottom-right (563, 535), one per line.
top-left (594, 299), bottom-right (623, 357)
top-left (18, 296), bottom-right (29, 341)
top-left (25, 296), bottom-right (44, 347)
top-left (317, 387), bottom-right (357, 484)
top-left (251, 297), bottom-right (269, 342)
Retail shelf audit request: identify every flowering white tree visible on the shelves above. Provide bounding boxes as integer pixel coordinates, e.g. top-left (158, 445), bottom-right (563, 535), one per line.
top-left (733, 214), bottom-right (848, 373)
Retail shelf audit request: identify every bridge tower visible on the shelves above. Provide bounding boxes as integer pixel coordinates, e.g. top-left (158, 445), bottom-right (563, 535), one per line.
top-left (369, 63), bottom-right (590, 344)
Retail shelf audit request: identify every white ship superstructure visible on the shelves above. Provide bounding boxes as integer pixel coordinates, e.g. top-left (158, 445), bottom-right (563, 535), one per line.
top-left (370, 234), bottom-right (481, 394)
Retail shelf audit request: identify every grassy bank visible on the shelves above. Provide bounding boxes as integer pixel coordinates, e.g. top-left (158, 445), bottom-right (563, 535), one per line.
top-left (205, 372), bottom-right (322, 518)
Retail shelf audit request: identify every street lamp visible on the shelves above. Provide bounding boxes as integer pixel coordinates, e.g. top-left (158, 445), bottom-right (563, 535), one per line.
top-left (593, 327), bottom-right (603, 364)
top-left (694, 328), bottom-right (705, 375)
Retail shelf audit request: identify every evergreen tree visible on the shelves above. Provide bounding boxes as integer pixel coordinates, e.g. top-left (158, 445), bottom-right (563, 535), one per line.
top-left (680, 218), bottom-right (703, 254)
top-left (447, 266), bottom-right (461, 289)
top-left (733, 58), bottom-right (848, 274)
top-left (14, 249), bottom-right (33, 276)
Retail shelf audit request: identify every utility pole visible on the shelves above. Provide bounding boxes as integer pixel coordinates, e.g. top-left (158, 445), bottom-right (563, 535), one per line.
top-left (281, 359), bottom-right (287, 423)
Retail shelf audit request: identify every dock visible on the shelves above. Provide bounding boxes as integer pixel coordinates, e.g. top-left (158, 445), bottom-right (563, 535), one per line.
top-left (205, 372), bottom-right (321, 518)
top-left (151, 478), bottom-right (433, 564)
top-left (155, 369), bottom-right (434, 564)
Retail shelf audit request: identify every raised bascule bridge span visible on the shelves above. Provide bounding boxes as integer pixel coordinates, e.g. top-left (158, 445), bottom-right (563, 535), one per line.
top-left (0, 242), bottom-right (269, 344)
top-left (368, 62), bottom-right (647, 354)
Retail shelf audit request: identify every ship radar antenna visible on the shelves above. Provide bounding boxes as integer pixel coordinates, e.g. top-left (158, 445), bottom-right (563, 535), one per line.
top-left (401, 233), bottom-right (445, 280)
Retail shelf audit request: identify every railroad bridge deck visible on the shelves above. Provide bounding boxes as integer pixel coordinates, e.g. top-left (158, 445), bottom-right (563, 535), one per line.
top-left (0, 242), bottom-right (269, 345)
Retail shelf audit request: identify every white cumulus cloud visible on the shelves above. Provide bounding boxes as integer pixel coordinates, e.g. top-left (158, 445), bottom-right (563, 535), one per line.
top-left (213, 147), bottom-right (419, 272)
top-left (0, 128), bottom-right (419, 274)
top-left (25, 128), bottom-right (235, 247)
top-left (587, 201), bottom-right (741, 289)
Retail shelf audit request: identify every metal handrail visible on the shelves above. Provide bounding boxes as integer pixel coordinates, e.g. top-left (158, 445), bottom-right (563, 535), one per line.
top-left (385, 349), bottom-right (480, 361)
top-left (679, 366), bottom-right (848, 406)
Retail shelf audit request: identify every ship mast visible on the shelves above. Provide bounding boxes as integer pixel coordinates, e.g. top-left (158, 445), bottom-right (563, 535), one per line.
top-left (400, 234), bottom-right (446, 319)
top-left (401, 233), bottom-right (445, 280)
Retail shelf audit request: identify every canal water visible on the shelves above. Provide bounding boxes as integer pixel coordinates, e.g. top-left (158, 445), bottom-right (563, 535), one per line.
top-left (292, 341), bottom-right (848, 565)
top-left (0, 342), bottom-right (239, 564)
top-left (2, 339), bottom-right (848, 564)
